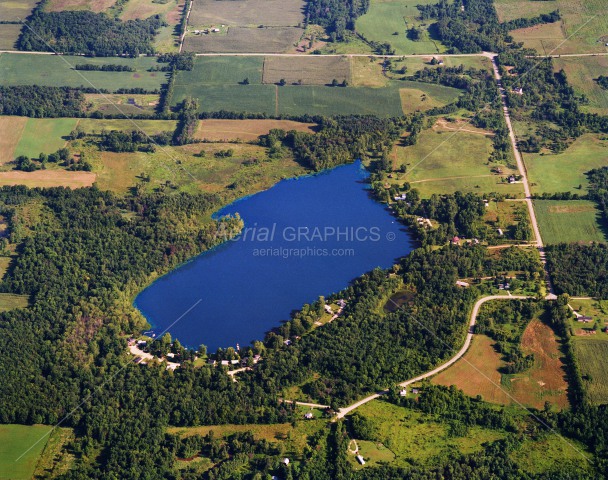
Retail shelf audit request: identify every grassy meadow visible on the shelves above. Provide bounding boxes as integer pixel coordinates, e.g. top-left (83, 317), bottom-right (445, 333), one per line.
top-left (13, 118), bottom-right (77, 158)
top-left (524, 134), bottom-right (608, 195)
top-left (534, 200), bottom-right (607, 244)
top-left (0, 293), bottom-right (29, 312)
top-left (553, 56), bottom-right (608, 116)
top-left (356, 0), bottom-right (447, 55)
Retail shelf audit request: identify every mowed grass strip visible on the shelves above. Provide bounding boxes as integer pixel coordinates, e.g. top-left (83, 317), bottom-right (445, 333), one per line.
top-left (14, 118), bottom-right (77, 158)
top-left (194, 119), bottom-right (317, 142)
top-left (0, 116), bottom-right (27, 164)
top-left (534, 200), bottom-right (607, 244)
top-left (573, 340), bottom-right (608, 405)
top-left (524, 134), bottom-right (608, 195)
top-left (0, 424), bottom-right (52, 480)
top-left (262, 56), bottom-right (351, 85)
top-left (0, 54), bottom-right (167, 91)
top-left (0, 292), bottom-right (29, 312)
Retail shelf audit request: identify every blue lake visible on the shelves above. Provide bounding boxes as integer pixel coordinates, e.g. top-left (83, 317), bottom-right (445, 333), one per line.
top-left (134, 161), bottom-right (416, 351)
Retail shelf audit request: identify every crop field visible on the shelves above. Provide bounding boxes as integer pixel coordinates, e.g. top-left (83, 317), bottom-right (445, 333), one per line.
top-left (504, 0), bottom-right (608, 54)
top-left (0, 54), bottom-right (166, 91)
top-left (534, 200), bottom-right (607, 245)
top-left (262, 56), bottom-right (351, 85)
top-left (0, 424), bottom-right (52, 479)
top-left (391, 120), bottom-right (522, 197)
top-left (0, 116), bottom-right (27, 164)
top-left (0, 24), bottom-right (21, 50)
top-left (524, 134), bottom-right (608, 195)
top-left (176, 56), bottom-right (264, 86)
top-left (553, 56), bottom-right (608, 116)
top-left (356, 0), bottom-right (448, 55)
top-left (0, 0), bottom-right (38, 21)
top-left (351, 400), bottom-right (504, 468)
top-left (14, 118), bottom-right (77, 158)
top-left (573, 340), bottom-right (608, 405)
top-left (173, 84), bottom-right (277, 115)
top-left (0, 170), bottom-right (96, 188)
top-left (188, 0), bottom-right (304, 27)
top-left (45, 0), bottom-right (117, 12)
top-left (183, 27), bottom-right (303, 53)
top-left (194, 119), bottom-right (317, 142)
top-left (433, 320), bottom-right (569, 410)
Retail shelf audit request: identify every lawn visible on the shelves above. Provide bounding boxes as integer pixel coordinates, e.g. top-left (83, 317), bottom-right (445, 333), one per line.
top-left (356, 0), bottom-right (448, 55)
top-left (568, 298), bottom-right (608, 339)
top-left (0, 116), bottom-right (27, 164)
top-left (524, 134), bottom-right (608, 195)
top-left (0, 424), bottom-right (53, 480)
top-left (391, 120), bottom-right (522, 197)
top-left (534, 200), bottom-right (607, 244)
top-left (14, 118), bottom-right (77, 158)
top-left (553, 56), bottom-right (608, 116)
top-left (0, 293), bottom-right (29, 312)
top-left (503, 0), bottom-right (608, 54)
top-left (351, 400), bottom-right (504, 468)
top-left (573, 340), bottom-right (608, 405)
top-left (0, 54), bottom-right (167, 92)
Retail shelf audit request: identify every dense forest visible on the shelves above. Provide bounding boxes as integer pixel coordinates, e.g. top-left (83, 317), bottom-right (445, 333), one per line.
top-left (0, 86), bottom-right (84, 117)
top-left (546, 243), bottom-right (608, 298)
top-left (17, 6), bottom-right (164, 56)
top-left (306, 0), bottom-right (369, 40)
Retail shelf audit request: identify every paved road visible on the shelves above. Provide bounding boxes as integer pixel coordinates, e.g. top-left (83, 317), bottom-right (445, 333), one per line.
top-left (335, 295), bottom-right (531, 418)
top-left (489, 56), bottom-right (556, 298)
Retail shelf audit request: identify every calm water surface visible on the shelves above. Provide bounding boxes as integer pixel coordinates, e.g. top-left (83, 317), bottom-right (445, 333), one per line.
top-left (135, 161), bottom-right (415, 351)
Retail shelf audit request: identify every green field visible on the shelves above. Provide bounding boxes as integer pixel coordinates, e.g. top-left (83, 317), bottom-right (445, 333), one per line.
top-left (14, 118), bottom-right (77, 158)
top-left (0, 0), bottom-right (38, 21)
top-left (0, 24), bottom-right (21, 50)
top-left (534, 200), bottom-right (607, 244)
top-left (175, 56), bottom-right (264, 86)
top-left (173, 84), bottom-right (277, 115)
top-left (356, 0), bottom-right (447, 55)
top-left (351, 400), bottom-right (504, 468)
top-left (0, 424), bottom-right (52, 479)
top-left (391, 122), bottom-right (522, 197)
top-left (0, 293), bottom-right (29, 312)
top-left (0, 54), bottom-right (167, 91)
top-left (510, 434), bottom-right (592, 475)
top-left (573, 340), bottom-right (608, 405)
top-left (524, 134), bottom-right (608, 195)
top-left (553, 56), bottom-right (608, 116)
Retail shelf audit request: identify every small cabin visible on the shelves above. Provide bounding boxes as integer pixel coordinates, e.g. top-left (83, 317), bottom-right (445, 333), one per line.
top-left (356, 455), bottom-right (366, 465)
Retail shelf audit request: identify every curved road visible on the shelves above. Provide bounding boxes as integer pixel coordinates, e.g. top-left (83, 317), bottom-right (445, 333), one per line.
top-left (336, 295), bottom-right (531, 418)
